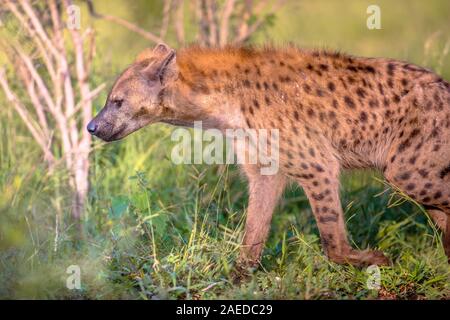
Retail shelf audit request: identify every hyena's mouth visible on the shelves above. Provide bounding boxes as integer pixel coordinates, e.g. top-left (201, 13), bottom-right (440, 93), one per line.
top-left (106, 123), bottom-right (128, 141)
top-left (90, 121), bottom-right (116, 142)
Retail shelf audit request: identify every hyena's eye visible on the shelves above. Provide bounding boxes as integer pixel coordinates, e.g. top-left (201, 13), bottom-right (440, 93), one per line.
top-left (112, 99), bottom-right (124, 108)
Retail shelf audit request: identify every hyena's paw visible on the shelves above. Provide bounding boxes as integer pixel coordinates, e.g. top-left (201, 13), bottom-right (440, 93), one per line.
top-left (329, 249), bottom-right (391, 267)
top-left (230, 258), bottom-right (259, 284)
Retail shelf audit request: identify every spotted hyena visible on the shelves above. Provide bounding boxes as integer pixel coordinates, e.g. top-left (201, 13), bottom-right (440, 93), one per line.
top-left (88, 44), bottom-right (450, 268)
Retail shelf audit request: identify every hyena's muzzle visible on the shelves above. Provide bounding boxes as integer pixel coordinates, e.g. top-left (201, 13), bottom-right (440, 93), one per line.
top-left (87, 101), bottom-right (134, 142)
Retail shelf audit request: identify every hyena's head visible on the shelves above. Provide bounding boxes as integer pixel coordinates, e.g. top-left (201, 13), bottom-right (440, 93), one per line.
top-left (87, 44), bottom-right (177, 141)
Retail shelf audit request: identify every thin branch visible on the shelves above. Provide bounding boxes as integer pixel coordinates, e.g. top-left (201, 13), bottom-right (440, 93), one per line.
top-left (18, 0), bottom-right (60, 60)
top-left (0, 39), bottom-right (51, 143)
top-left (0, 67), bottom-right (55, 164)
top-left (4, 40), bottom-right (74, 166)
top-left (49, 0), bottom-right (79, 151)
top-left (234, 0), bottom-right (286, 44)
top-left (11, 42), bottom-right (57, 113)
top-left (5, 0), bottom-right (57, 82)
top-left (174, 0), bottom-right (185, 44)
top-left (83, 28), bottom-right (96, 75)
top-left (160, 0), bottom-right (172, 39)
top-left (203, 0), bottom-right (219, 46)
top-left (85, 0), bottom-right (165, 45)
top-left (63, 0), bottom-right (95, 159)
top-left (235, 0), bottom-right (254, 43)
top-left (17, 63), bottom-right (51, 138)
top-left (195, 0), bottom-right (208, 45)
top-left (219, 0), bottom-right (236, 46)
top-left (105, 15), bottom-right (165, 44)
top-left (70, 83), bottom-right (106, 119)
top-left (27, 81), bottom-right (50, 137)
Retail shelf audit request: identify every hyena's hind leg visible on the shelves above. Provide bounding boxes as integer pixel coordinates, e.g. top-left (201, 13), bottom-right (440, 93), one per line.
top-left (384, 80), bottom-right (450, 262)
top-left (290, 151), bottom-right (389, 266)
top-left (435, 207), bottom-right (450, 262)
top-left (386, 151), bottom-right (450, 263)
top-left (424, 207), bottom-right (447, 231)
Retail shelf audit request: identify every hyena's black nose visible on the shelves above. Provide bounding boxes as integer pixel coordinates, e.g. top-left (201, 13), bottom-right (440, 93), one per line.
top-left (87, 121), bottom-right (98, 134)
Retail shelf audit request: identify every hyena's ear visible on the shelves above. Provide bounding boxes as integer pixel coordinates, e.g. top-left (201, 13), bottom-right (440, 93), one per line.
top-left (140, 44), bottom-right (177, 85)
top-left (135, 43), bottom-right (171, 63)
top-left (152, 43), bottom-right (172, 56)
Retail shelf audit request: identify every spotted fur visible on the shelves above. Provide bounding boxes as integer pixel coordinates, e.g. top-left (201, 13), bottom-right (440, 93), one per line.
top-left (89, 44), bottom-right (450, 267)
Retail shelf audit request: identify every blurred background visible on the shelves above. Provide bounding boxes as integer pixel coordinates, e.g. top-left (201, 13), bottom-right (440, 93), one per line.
top-left (0, 0), bottom-right (449, 299)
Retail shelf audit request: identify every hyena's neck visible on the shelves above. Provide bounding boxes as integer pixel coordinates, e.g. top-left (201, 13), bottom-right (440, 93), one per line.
top-left (161, 79), bottom-right (245, 131)
top-left (161, 47), bottom-right (273, 131)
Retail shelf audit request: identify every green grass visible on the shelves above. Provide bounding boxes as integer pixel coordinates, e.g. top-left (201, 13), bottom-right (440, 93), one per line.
top-left (1, 0), bottom-right (449, 300)
top-left (1, 124), bottom-right (449, 300)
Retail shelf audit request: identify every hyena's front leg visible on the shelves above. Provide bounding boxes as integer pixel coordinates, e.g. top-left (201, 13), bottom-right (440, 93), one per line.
top-left (238, 164), bottom-right (286, 267)
top-left (294, 158), bottom-right (390, 266)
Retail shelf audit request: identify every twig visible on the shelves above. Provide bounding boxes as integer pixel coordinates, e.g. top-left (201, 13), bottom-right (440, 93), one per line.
top-left (219, 0), bottom-right (235, 46)
top-left (174, 0), bottom-right (185, 44)
top-left (0, 67), bottom-right (55, 164)
top-left (160, 0), bottom-right (172, 39)
top-left (85, 0), bottom-right (165, 45)
top-left (70, 83), bottom-right (106, 119)
top-left (234, 0), bottom-right (287, 44)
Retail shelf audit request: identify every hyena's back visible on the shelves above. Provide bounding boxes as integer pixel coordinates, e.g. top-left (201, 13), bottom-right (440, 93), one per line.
top-left (180, 46), bottom-right (450, 198)
top-left (215, 48), bottom-right (450, 170)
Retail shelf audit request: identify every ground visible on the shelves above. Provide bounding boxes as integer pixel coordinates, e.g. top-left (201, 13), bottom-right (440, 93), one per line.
top-left (1, 125), bottom-right (449, 300)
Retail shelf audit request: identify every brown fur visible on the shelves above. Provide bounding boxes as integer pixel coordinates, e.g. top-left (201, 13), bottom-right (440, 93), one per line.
top-left (88, 44), bottom-right (450, 267)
